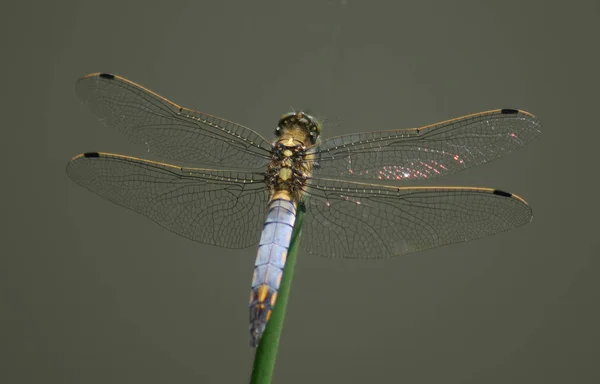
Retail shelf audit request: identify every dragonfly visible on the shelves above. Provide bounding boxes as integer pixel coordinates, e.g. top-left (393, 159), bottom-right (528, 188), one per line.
top-left (66, 73), bottom-right (541, 347)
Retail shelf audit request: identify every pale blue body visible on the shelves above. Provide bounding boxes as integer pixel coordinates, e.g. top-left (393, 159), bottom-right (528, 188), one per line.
top-left (249, 198), bottom-right (297, 347)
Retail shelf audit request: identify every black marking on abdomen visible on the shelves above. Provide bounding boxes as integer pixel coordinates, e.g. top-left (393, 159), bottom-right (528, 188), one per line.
top-left (493, 189), bottom-right (512, 198)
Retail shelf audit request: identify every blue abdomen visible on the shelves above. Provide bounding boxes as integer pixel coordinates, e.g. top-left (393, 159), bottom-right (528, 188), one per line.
top-left (249, 198), bottom-right (297, 347)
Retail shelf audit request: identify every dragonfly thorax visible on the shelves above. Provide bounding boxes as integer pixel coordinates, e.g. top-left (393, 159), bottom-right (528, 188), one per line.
top-left (265, 139), bottom-right (313, 200)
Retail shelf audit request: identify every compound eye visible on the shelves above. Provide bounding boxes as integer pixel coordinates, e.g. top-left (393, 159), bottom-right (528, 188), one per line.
top-left (303, 114), bottom-right (321, 137)
top-left (314, 122), bottom-right (322, 137)
top-left (275, 126), bottom-right (283, 136)
top-left (278, 112), bottom-right (295, 127)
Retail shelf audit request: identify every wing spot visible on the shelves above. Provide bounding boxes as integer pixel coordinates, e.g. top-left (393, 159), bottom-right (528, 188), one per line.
top-left (493, 189), bottom-right (512, 198)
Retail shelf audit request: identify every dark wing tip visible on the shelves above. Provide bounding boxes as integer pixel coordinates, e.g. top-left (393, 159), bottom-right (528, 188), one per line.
top-left (83, 152), bottom-right (100, 158)
top-left (500, 108), bottom-right (519, 115)
top-left (492, 189), bottom-right (512, 198)
top-left (98, 73), bottom-right (115, 80)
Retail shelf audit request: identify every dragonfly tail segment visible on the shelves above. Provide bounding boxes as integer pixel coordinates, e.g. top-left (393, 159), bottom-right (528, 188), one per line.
top-left (249, 197), bottom-right (297, 347)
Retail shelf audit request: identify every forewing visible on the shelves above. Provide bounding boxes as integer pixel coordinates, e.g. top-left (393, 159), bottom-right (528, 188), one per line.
top-left (301, 178), bottom-right (532, 258)
top-left (67, 152), bottom-right (268, 248)
top-left (75, 73), bottom-right (272, 168)
top-left (312, 109), bottom-right (541, 181)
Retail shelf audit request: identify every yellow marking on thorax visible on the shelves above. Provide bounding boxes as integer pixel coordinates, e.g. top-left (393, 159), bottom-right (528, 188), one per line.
top-left (278, 168), bottom-right (292, 181)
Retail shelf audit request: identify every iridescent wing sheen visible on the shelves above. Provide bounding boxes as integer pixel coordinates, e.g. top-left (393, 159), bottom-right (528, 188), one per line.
top-left (75, 73), bottom-right (272, 168)
top-left (67, 152), bottom-right (268, 248)
top-left (310, 109), bottom-right (541, 181)
top-left (301, 177), bottom-right (532, 259)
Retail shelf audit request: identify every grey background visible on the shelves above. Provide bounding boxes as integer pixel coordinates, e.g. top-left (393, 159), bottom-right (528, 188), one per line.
top-left (3, 0), bottom-right (599, 383)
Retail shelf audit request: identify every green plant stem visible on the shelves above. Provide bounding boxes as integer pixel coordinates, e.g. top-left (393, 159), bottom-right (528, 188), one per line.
top-left (249, 208), bottom-right (305, 384)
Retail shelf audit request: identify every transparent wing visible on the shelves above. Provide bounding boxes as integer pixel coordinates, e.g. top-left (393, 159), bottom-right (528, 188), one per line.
top-left (67, 152), bottom-right (268, 248)
top-left (75, 73), bottom-right (272, 168)
top-left (311, 109), bottom-right (541, 181)
top-left (301, 178), bottom-right (532, 259)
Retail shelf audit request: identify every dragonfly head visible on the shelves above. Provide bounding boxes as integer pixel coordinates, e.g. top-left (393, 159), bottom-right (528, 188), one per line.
top-left (275, 111), bottom-right (322, 144)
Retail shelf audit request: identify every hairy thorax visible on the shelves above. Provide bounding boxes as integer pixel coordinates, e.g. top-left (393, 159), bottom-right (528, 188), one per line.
top-left (265, 125), bottom-right (315, 202)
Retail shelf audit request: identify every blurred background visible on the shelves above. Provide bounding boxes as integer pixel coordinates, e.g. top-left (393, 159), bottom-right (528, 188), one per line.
top-left (2, 0), bottom-right (598, 383)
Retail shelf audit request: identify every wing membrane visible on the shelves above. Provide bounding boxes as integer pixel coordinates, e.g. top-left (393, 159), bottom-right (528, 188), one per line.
top-left (301, 178), bottom-right (532, 259)
top-left (67, 152), bottom-right (268, 248)
top-left (312, 109), bottom-right (541, 181)
top-left (75, 73), bottom-right (272, 168)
